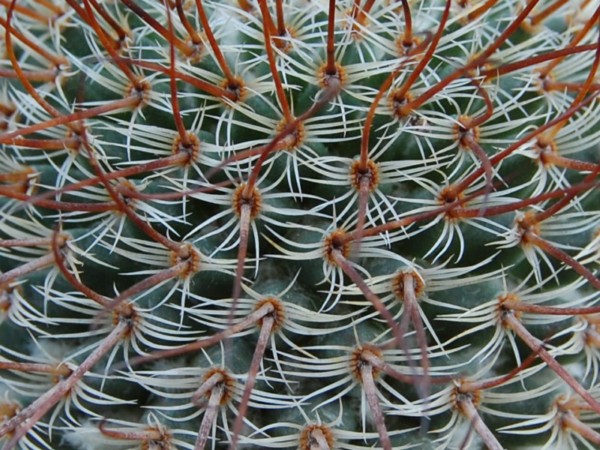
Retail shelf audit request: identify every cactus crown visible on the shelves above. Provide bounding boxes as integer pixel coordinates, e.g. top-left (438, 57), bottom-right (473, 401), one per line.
top-left (1, 0), bottom-right (599, 449)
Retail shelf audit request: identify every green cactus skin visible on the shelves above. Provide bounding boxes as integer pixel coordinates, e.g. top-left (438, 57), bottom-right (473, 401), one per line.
top-left (1, 0), bottom-right (599, 449)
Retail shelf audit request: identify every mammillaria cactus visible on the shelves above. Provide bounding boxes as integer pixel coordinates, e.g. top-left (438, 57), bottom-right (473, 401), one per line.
top-left (1, 0), bottom-right (599, 449)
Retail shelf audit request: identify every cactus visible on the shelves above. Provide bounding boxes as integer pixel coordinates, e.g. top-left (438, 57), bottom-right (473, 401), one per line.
top-left (1, 0), bottom-right (600, 448)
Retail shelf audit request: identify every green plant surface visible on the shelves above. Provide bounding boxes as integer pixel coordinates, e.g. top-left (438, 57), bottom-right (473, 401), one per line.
top-left (1, 1), bottom-right (599, 449)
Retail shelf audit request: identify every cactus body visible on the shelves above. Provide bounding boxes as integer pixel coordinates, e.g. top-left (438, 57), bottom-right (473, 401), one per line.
top-left (1, 1), bottom-right (600, 449)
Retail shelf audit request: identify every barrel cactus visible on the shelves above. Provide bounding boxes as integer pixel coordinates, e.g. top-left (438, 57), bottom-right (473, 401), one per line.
top-left (1, 0), bottom-right (599, 449)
